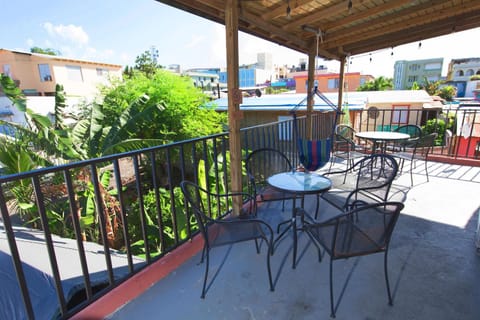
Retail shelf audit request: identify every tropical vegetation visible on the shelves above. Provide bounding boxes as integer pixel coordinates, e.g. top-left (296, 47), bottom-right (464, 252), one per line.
top-left (356, 76), bottom-right (393, 91)
top-left (0, 52), bottom-right (227, 256)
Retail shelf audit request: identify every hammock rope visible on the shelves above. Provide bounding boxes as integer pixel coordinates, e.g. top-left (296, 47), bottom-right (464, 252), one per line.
top-left (290, 31), bottom-right (342, 171)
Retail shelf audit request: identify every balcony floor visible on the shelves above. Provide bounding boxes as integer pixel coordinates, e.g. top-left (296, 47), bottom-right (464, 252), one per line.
top-left (107, 161), bottom-right (480, 320)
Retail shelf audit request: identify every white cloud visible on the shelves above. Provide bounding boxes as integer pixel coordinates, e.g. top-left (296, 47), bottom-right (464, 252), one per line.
top-left (26, 38), bottom-right (34, 47)
top-left (42, 22), bottom-right (89, 46)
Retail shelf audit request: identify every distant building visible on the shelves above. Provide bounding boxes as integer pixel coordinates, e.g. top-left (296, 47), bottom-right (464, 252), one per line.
top-left (292, 71), bottom-right (374, 93)
top-left (0, 48), bottom-right (122, 98)
top-left (219, 52), bottom-right (276, 87)
top-left (182, 69), bottom-right (220, 92)
top-left (447, 58), bottom-right (480, 81)
top-left (393, 58), bottom-right (443, 90)
top-left (445, 58), bottom-right (480, 97)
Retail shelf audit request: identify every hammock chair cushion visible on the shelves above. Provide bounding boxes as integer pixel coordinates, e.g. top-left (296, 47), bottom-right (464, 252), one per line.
top-left (298, 137), bottom-right (331, 171)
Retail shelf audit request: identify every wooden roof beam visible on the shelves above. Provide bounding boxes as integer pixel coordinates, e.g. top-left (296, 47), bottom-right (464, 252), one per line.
top-left (261, 0), bottom-right (313, 20)
top-left (322, 0), bottom-right (480, 50)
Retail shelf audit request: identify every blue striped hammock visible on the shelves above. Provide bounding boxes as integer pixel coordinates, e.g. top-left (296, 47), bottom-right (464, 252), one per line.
top-left (297, 138), bottom-right (331, 171)
top-left (292, 87), bottom-right (340, 172)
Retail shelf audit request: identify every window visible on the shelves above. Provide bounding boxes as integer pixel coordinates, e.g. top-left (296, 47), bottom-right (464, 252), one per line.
top-left (327, 78), bottom-right (339, 89)
top-left (3, 64), bottom-right (12, 77)
top-left (66, 65), bottom-right (83, 82)
top-left (456, 70), bottom-right (464, 77)
top-left (408, 64), bottom-right (420, 71)
top-left (96, 68), bottom-right (109, 77)
top-left (38, 64), bottom-right (52, 82)
top-left (407, 75), bottom-right (418, 83)
top-left (466, 69), bottom-right (475, 76)
top-left (392, 105), bottom-right (410, 124)
top-left (424, 63), bottom-right (441, 70)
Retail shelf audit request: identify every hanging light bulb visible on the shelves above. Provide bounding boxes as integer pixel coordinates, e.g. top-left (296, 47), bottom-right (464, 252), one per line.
top-left (369, 53), bottom-right (372, 62)
top-left (418, 41), bottom-right (422, 49)
top-left (348, 0), bottom-right (353, 12)
top-left (286, 0), bottom-right (291, 19)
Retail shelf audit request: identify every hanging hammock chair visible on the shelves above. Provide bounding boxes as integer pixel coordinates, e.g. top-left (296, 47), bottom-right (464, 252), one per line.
top-left (289, 28), bottom-right (344, 172)
top-left (290, 85), bottom-right (342, 171)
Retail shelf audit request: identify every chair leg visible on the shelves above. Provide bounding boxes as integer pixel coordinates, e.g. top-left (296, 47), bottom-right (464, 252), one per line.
top-left (200, 244), bottom-right (206, 263)
top-left (424, 158), bottom-right (429, 182)
top-left (409, 159), bottom-right (414, 187)
top-left (266, 239), bottom-right (274, 292)
top-left (201, 248), bottom-right (210, 299)
top-left (329, 258), bottom-right (336, 318)
top-left (384, 251), bottom-right (393, 306)
top-left (314, 194), bottom-right (320, 219)
top-left (254, 238), bottom-right (261, 254)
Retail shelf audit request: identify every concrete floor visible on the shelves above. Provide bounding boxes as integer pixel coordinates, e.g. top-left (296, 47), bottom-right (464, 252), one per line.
top-left (108, 161), bottom-right (480, 320)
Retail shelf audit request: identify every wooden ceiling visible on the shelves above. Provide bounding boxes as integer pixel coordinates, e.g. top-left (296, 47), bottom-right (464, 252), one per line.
top-left (155, 0), bottom-right (480, 61)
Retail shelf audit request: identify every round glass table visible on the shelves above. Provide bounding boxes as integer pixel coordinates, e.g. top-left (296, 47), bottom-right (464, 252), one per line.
top-left (267, 171), bottom-right (331, 268)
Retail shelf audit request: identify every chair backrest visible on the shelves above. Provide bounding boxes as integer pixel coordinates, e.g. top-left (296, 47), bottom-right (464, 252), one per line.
top-left (329, 202), bottom-right (404, 258)
top-left (414, 132), bottom-right (437, 156)
top-left (394, 124), bottom-right (423, 139)
top-left (245, 148), bottom-right (293, 187)
top-left (180, 180), bottom-right (211, 238)
top-left (347, 154), bottom-right (399, 204)
top-left (335, 124), bottom-right (356, 140)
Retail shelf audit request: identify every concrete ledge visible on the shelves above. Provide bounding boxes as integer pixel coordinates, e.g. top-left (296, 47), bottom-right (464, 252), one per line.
top-left (70, 235), bottom-right (204, 320)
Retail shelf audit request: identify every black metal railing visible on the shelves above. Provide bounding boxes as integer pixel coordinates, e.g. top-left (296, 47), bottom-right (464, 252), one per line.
top-left (356, 105), bottom-right (480, 159)
top-left (1, 115), bottom-right (317, 319)
top-left (0, 108), bottom-right (478, 319)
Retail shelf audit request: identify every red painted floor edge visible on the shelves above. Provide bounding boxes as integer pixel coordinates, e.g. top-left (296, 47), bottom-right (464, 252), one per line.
top-left (428, 154), bottom-right (480, 166)
top-left (70, 235), bottom-right (204, 320)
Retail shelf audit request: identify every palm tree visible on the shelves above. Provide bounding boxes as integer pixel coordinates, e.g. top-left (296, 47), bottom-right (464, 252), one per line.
top-left (357, 76), bottom-right (393, 91)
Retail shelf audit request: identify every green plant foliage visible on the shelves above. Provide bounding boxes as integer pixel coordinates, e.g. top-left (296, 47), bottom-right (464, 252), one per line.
top-left (422, 114), bottom-right (455, 146)
top-left (71, 94), bottom-right (167, 158)
top-left (127, 186), bottom-right (192, 257)
top-left (356, 76), bottom-right (393, 91)
top-left (98, 69), bottom-right (226, 143)
top-left (438, 85), bottom-right (457, 101)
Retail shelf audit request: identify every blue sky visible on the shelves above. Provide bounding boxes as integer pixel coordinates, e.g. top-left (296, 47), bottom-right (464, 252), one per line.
top-left (3, 1), bottom-right (480, 78)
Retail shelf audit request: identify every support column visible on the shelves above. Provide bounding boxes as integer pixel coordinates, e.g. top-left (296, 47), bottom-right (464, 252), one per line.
top-left (225, 0), bottom-right (243, 215)
top-left (337, 55), bottom-right (346, 124)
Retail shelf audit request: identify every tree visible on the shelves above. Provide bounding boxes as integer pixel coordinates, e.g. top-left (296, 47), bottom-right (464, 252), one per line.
top-left (357, 76), bottom-right (393, 91)
top-left (438, 85), bottom-right (457, 101)
top-left (410, 82), bottom-right (420, 90)
top-left (133, 50), bottom-right (163, 78)
top-left (98, 69), bottom-right (226, 143)
top-left (30, 47), bottom-right (61, 56)
top-left (71, 95), bottom-right (168, 158)
top-left (420, 77), bottom-right (441, 95)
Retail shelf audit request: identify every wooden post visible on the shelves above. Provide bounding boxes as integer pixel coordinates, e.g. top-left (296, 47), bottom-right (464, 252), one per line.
top-left (225, 0), bottom-right (243, 215)
top-left (337, 55), bottom-right (346, 124)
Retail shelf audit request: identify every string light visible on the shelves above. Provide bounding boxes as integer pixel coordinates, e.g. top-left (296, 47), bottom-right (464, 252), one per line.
top-left (418, 41), bottom-right (422, 49)
top-left (369, 53), bottom-right (372, 62)
top-left (348, 0), bottom-right (353, 12)
top-left (286, 0), bottom-right (291, 19)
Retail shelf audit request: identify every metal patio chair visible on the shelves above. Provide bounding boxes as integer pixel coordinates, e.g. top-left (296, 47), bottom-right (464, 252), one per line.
top-left (245, 148), bottom-right (297, 212)
top-left (300, 201), bottom-right (405, 318)
top-left (320, 154), bottom-right (399, 218)
top-left (391, 132), bottom-right (437, 186)
top-left (180, 180), bottom-right (274, 298)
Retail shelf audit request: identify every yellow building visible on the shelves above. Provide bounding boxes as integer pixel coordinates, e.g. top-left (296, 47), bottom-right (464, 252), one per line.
top-left (0, 49), bottom-right (122, 99)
